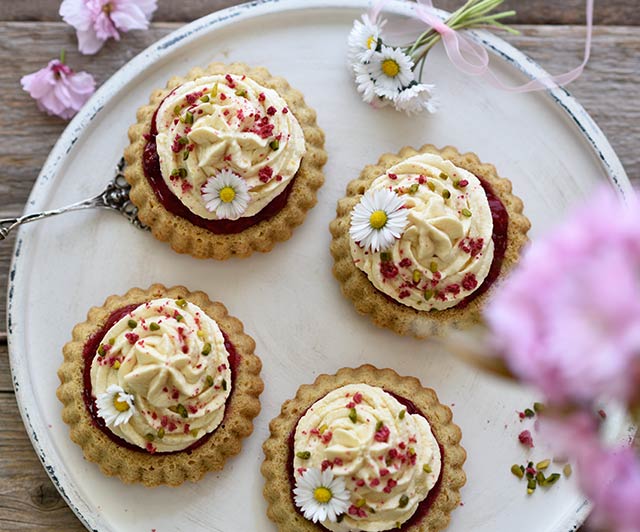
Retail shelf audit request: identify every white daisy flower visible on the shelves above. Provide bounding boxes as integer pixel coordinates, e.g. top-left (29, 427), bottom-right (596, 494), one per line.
top-left (353, 60), bottom-right (378, 104)
top-left (347, 13), bottom-right (385, 64)
top-left (394, 82), bottom-right (439, 115)
top-left (201, 169), bottom-right (250, 220)
top-left (369, 46), bottom-right (415, 100)
top-left (293, 468), bottom-right (350, 524)
top-left (96, 384), bottom-right (136, 427)
top-left (350, 188), bottom-right (408, 252)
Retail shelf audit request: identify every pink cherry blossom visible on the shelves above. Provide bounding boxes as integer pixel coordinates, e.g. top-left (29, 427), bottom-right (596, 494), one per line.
top-left (60, 0), bottom-right (157, 55)
top-left (21, 59), bottom-right (95, 120)
top-left (485, 187), bottom-right (640, 406)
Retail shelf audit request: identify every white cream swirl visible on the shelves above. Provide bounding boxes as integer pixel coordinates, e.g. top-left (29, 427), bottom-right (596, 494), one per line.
top-left (293, 384), bottom-right (441, 532)
top-left (91, 298), bottom-right (232, 453)
top-left (154, 74), bottom-right (306, 219)
top-left (350, 153), bottom-right (494, 310)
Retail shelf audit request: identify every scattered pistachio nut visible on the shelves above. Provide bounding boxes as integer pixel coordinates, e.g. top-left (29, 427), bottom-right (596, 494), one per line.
top-left (399, 409), bottom-right (406, 420)
top-left (149, 322), bottom-right (160, 331)
top-left (398, 494), bottom-right (409, 508)
top-left (349, 408), bottom-right (358, 423)
top-left (296, 451), bottom-right (311, 460)
top-left (127, 319), bottom-right (137, 329)
top-left (511, 464), bottom-right (524, 478)
top-left (202, 343), bottom-right (212, 356)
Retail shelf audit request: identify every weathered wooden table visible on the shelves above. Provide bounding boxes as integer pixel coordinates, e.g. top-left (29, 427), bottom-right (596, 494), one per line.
top-left (0, 1), bottom-right (638, 530)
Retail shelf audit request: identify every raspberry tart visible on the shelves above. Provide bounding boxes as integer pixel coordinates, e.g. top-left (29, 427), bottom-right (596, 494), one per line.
top-left (262, 365), bottom-right (466, 532)
top-left (125, 62), bottom-right (327, 259)
top-left (330, 144), bottom-right (530, 337)
top-left (57, 284), bottom-right (263, 486)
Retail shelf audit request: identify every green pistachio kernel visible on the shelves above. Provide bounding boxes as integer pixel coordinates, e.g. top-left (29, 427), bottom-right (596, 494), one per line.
top-left (185, 111), bottom-right (194, 125)
top-left (511, 464), bottom-right (524, 478)
top-left (98, 345), bottom-right (106, 357)
top-left (319, 424), bottom-right (328, 434)
top-left (170, 404), bottom-right (188, 418)
top-left (408, 183), bottom-right (420, 194)
top-left (176, 298), bottom-right (187, 308)
top-left (423, 464), bottom-right (432, 474)
top-left (356, 498), bottom-right (367, 508)
top-left (270, 139), bottom-right (280, 150)
top-left (442, 189), bottom-right (451, 200)
top-left (211, 83), bottom-right (218, 97)
top-left (536, 459), bottom-right (551, 471)
top-left (439, 172), bottom-right (448, 180)
top-left (127, 319), bottom-right (137, 329)
top-left (177, 136), bottom-right (189, 145)
top-left (183, 150), bottom-right (190, 161)
top-left (427, 181), bottom-right (436, 192)
top-left (412, 270), bottom-right (422, 284)
top-left (349, 408), bottom-right (358, 423)
top-left (535, 471), bottom-right (546, 486)
top-left (429, 261), bottom-right (438, 273)
top-left (206, 375), bottom-right (214, 388)
top-left (175, 313), bottom-right (183, 321)
top-left (108, 337), bottom-right (115, 345)
top-left (544, 473), bottom-right (561, 486)
top-left (563, 464), bottom-right (573, 478)
top-left (527, 478), bottom-right (537, 493)
top-left (398, 494), bottom-right (409, 508)
top-left (201, 343), bottom-right (212, 356)
top-left (149, 322), bottom-right (160, 331)
top-left (171, 167), bottom-right (188, 178)
top-left (173, 105), bottom-right (181, 115)
top-left (296, 451), bottom-right (311, 460)
top-left (533, 402), bottom-right (545, 413)
top-left (222, 379), bottom-right (227, 391)
top-left (144, 433), bottom-right (155, 442)
top-left (190, 429), bottom-right (198, 437)
top-left (380, 251), bottom-right (392, 262)
top-left (235, 88), bottom-right (248, 97)
top-left (408, 447), bottom-right (416, 456)
top-left (157, 427), bottom-right (165, 439)
top-left (375, 420), bottom-right (384, 432)
top-left (399, 409), bottom-right (406, 420)
top-left (424, 290), bottom-right (434, 301)
top-left (200, 95), bottom-right (210, 103)
top-left (461, 208), bottom-right (472, 217)
top-left (524, 408), bottom-right (535, 418)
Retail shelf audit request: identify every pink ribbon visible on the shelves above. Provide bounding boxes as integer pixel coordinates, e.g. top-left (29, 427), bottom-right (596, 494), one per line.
top-left (371, 0), bottom-right (594, 93)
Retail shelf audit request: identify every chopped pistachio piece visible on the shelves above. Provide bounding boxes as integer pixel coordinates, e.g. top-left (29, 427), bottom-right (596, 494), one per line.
top-left (429, 261), bottom-right (438, 273)
top-left (269, 139), bottom-right (280, 150)
top-left (535, 471), bottom-right (546, 486)
top-left (185, 111), bottom-right (194, 125)
top-left (319, 424), bottom-right (328, 434)
top-left (144, 433), bottom-right (155, 442)
top-left (544, 473), bottom-right (561, 486)
top-left (423, 463), bottom-right (432, 474)
top-left (427, 181), bottom-right (436, 191)
top-left (399, 409), bottom-right (406, 420)
top-left (108, 337), bottom-right (115, 345)
top-left (375, 420), bottom-right (384, 432)
top-left (527, 478), bottom-right (537, 493)
top-left (412, 270), bottom-right (422, 284)
top-left (211, 83), bottom-right (218, 97)
top-left (442, 189), bottom-right (451, 200)
top-left (176, 298), bottom-right (187, 308)
top-left (356, 498), bottom-right (367, 508)
top-left (424, 290), bottom-right (434, 301)
top-left (183, 150), bottom-right (190, 161)
top-left (536, 459), bottom-right (551, 471)
top-left (113, 360), bottom-right (121, 370)
top-left (200, 95), bottom-right (210, 102)
top-left (173, 105), bottom-right (181, 115)
top-left (98, 345), bottom-right (106, 357)
top-left (349, 408), bottom-right (358, 423)
top-left (149, 322), bottom-right (160, 331)
top-left (175, 313), bottom-right (183, 321)
top-left (127, 319), bottom-right (137, 329)
top-left (170, 404), bottom-right (188, 418)
top-left (439, 172), bottom-right (448, 180)
top-left (462, 208), bottom-right (472, 217)
top-left (533, 402), bottom-right (545, 413)
top-left (398, 494), bottom-right (409, 508)
top-left (296, 451), bottom-right (311, 460)
top-left (524, 408), bottom-right (535, 418)
top-left (563, 464), bottom-right (572, 478)
top-left (157, 427), bottom-right (165, 439)
top-left (190, 428), bottom-right (198, 437)
top-left (221, 379), bottom-right (227, 391)
top-left (235, 88), bottom-right (248, 97)
top-left (206, 375), bottom-right (214, 388)
top-left (177, 136), bottom-right (189, 145)
top-left (380, 251), bottom-right (392, 262)
top-left (408, 183), bottom-right (419, 194)
top-left (511, 464), bottom-right (524, 478)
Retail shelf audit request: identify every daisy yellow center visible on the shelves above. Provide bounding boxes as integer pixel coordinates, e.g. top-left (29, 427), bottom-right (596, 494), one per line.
top-left (113, 396), bottom-right (130, 412)
top-left (366, 35), bottom-right (376, 49)
top-left (369, 210), bottom-right (388, 229)
top-left (313, 487), bottom-right (332, 504)
top-left (219, 186), bottom-right (236, 203)
top-left (381, 59), bottom-right (400, 78)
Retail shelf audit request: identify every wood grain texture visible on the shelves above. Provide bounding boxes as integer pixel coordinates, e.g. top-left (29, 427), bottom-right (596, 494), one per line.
top-left (2, 0), bottom-right (639, 25)
top-left (1, 6), bottom-right (637, 531)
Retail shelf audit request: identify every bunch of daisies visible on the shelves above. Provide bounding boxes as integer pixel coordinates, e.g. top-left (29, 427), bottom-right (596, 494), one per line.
top-left (347, 0), bottom-right (517, 115)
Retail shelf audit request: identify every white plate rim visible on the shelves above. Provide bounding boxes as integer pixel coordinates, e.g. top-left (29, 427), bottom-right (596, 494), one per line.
top-left (6, 1), bottom-right (631, 531)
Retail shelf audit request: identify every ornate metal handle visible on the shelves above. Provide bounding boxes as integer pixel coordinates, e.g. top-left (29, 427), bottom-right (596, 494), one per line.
top-left (0, 159), bottom-right (146, 241)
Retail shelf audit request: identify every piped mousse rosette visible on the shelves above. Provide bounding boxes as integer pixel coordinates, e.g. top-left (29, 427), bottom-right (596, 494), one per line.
top-left (330, 145), bottom-right (530, 337)
top-left (262, 365), bottom-right (466, 532)
top-left (125, 62), bottom-right (326, 259)
top-left (57, 284), bottom-right (263, 486)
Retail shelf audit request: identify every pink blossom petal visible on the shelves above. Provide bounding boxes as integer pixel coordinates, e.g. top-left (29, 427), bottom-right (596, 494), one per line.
top-left (93, 11), bottom-right (120, 41)
top-left (110, 1), bottom-right (153, 31)
top-left (76, 28), bottom-right (106, 55)
top-left (21, 59), bottom-right (95, 120)
top-left (59, 0), bottom-right (94, 31)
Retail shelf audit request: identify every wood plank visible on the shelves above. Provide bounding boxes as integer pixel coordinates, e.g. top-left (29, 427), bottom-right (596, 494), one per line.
top-left (2, 0), bottom-right (639, 26)
top-left (0, 394), bottom-right (85, 531)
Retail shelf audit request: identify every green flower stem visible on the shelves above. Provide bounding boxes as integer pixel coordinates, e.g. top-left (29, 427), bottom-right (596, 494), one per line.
top-left (403, 0), bottom-right (518, 68)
